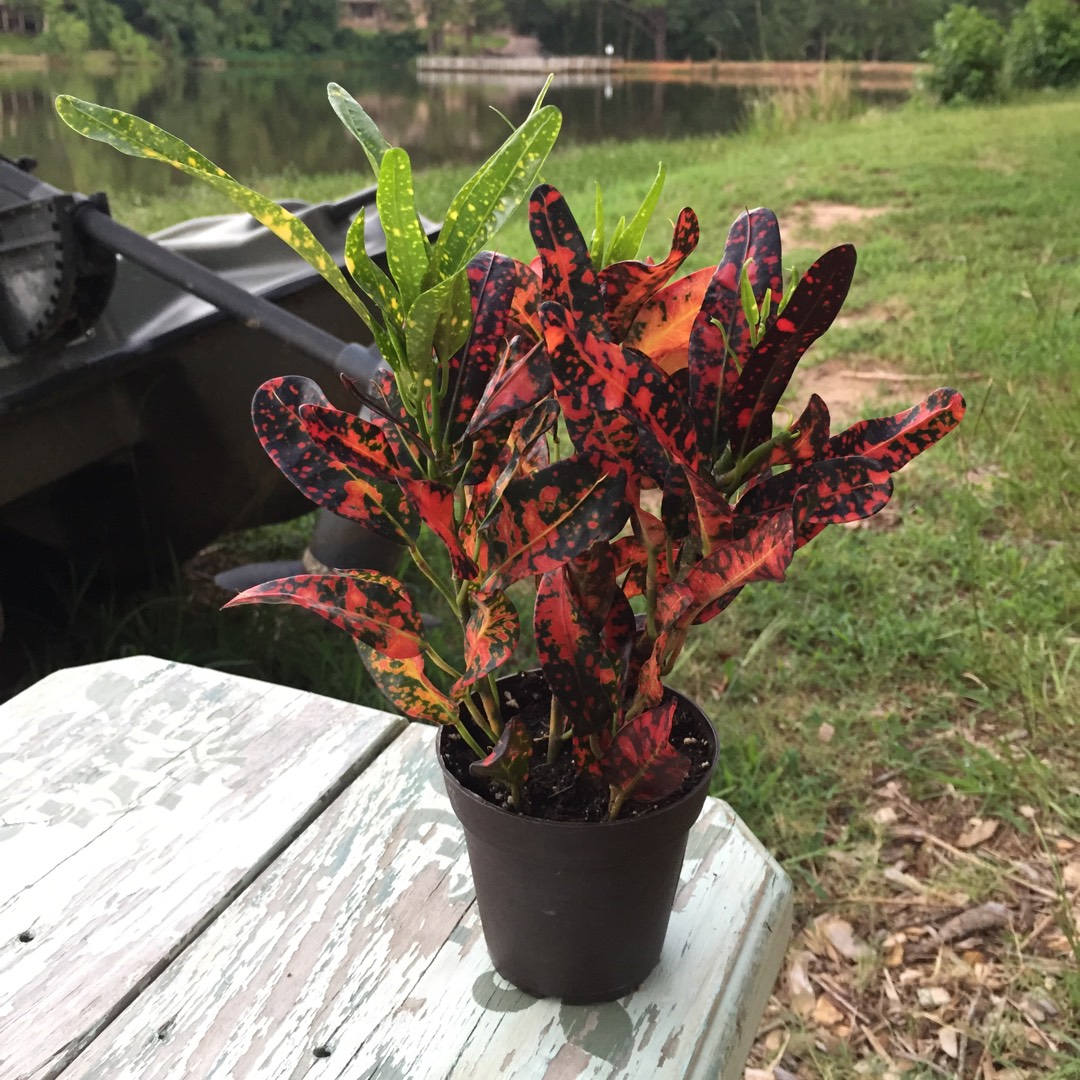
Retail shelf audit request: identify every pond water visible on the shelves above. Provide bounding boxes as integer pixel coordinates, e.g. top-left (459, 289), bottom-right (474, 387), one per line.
top-left (1, 62), bottom-right (906, 198)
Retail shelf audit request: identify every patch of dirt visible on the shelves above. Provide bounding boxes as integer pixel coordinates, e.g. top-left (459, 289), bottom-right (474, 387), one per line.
top-left (833, 299), bottom-right (911, 330)
top-left (782, 202), bottom-right (892, 250)
top-left (786, 357), bottom-right (943, 427)
top-left (745, 781), bottom-right (1079, 1079)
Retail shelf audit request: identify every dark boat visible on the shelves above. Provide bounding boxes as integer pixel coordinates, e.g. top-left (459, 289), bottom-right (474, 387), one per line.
top-left (0, 155), bottom-right (435, 619)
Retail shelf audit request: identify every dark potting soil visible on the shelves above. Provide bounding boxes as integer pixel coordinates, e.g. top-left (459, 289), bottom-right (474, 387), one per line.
top-left (441, 670), bottom-right (715, 823)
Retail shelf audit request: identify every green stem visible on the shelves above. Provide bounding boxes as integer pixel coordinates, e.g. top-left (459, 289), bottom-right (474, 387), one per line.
top-left (645, 544), bottom-right (659, 640)
top-left (547, 695), bottom-right (565, 766)
top-left (716, 431), bottom-right (794, 496)
top-left (453, 715), bottom-right (487, 759)
top-left (479, 681), bottom-right (502, 738)
top-left (410, 543), bottom-right (458, 612)
top-left (422, 644), bottom-right (462, 681)
top-left (462, 691), bottom-right (497, 744)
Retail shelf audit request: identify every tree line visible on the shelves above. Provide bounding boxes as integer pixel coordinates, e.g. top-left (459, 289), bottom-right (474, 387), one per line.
top-left (28, 0), bottom-right (1042, 62)
top-left (503, 0), bottom-right (1037, 64)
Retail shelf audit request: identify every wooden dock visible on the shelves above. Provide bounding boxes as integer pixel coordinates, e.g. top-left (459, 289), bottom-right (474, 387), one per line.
top-left (416, 56), bottom-right (921, 91)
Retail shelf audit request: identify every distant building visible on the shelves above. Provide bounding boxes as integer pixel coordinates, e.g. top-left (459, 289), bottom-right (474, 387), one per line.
top-left (0, 3), bottom-right (41, 35)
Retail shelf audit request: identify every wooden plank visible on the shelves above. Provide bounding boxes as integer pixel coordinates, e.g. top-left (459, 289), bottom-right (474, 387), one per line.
top-left (63, 722), bottom-right (793, 1080)
top-left (0, 656), bottom-right (405, 1080)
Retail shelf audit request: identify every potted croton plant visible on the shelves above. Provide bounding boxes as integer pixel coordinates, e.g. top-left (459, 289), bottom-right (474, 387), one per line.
top-left (57, 83), bottom-right (965, 1004)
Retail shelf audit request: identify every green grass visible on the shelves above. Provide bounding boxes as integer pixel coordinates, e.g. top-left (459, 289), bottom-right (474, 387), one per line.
top-left (38, 90), bottom-right (1080, 1067)
top-left (96, 92), bottom-right (1080, 848)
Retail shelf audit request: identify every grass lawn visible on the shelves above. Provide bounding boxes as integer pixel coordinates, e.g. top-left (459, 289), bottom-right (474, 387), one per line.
top-left (35, 92), bottom-right (1080, 1076)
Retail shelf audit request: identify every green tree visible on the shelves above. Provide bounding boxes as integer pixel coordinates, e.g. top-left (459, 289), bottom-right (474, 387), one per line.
top-left (1003, 0), bottom-right (1080, 89)
top-left (455, 0), bottom-right (507, 48)
top-left (924, 3), bottom-right (1006, 101)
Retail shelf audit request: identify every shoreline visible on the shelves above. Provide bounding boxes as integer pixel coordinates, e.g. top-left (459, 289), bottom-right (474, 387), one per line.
top-left (416, 57), bottom-right (923, 91)
top-left (2, 51), bottom-right (922, 90)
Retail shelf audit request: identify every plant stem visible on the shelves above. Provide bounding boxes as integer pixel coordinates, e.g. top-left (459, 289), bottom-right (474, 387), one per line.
top-left (547, 695), bottom-right (565, 765)
top-left (717, 431), bottom-right (793, 495)
top-left (645, 544), bottom-right (659, 639)
top-left (410, 543), bottom-right (459, 612)
top-left (461, 692), bottom-right (497, 744)
top-left (479, 680), bottom-right (502, 738)
top-left (453, 716), bottom-right (488, 759)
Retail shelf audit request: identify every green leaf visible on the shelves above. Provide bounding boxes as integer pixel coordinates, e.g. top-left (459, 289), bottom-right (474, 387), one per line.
top-left (607, 214), bottom-right (627, 264)
top-left (590, 182), bottom-right (605, 270)
top-left (345, 208), bottom-right (401, 316)
top-left (54, 94), bottom-right (377, 335)
top-left (405, 276), bottom-right (458, 381)
top-left (527, 73), bottom-right (555, 118)
top-left (327, 82), bottom-right (392, 181)
top-left (739, 259), bottom-right (761, 342)
top-left (343, 208), bottom-right (406, 371)
top-left (377, 148), bottom-right (429, 313)
top-left (607, 162), bottom-right (666, 264)
top-left (431, 105), bottom-right (561, 284)
top-left (433, 269), bottom-right (473, 364)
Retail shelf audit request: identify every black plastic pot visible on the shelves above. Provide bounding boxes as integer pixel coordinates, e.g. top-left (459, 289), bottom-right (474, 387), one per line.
top-left (437, 682), bottom-right (718, 1004)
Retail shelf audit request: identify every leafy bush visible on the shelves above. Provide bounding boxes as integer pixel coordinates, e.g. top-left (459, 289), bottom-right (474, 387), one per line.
top-left (1003, 0), bottom-right (1080, 90)
top-left (107, 21), bottom-right (159, 65)
top-left (40, 12), bottom-right (91, 55)
top-left (924, 4), bottom-right (1006, 103)
top-left (334, 28), bottom-right (424, 65)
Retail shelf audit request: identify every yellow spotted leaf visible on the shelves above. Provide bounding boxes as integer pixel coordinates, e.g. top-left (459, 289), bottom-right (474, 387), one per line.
top-left (54, 94), bottom-right (376, 334)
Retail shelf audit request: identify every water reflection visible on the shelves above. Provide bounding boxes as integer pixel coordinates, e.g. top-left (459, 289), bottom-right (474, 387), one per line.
top-left (0, 64), bottom-right (902, 196)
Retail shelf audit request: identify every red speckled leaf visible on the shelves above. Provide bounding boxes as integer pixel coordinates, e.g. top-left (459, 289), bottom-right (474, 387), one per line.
top-left (620, 506), bottom-right (678, 603)
top-left (768, 393), bottom-right (832, 468)
top-left (679, 509), bottom-right (795, 626)
top-left (469, 716), bottom-right (534, 791)
top-left (223, 571), bottom-right (424, 658)
top-left (453, 590), bottom-right (519, 695)
top-left (466, 338), bottom-right (552, 437)
top-left (612, 534), bottom-right (647, 578)
top-left (465, 399), bottom-right (559, 539)
top-left (444, 253), bottom-right (539, 444)
top-left (398, 476), bottom-right (477, 580)
top-left (479, 453), bottom-right (628, 593)
top-left (791, 457), bottom-right (894, 546)
top-left (599, 207), bottom-right (700, 340)
top-left (356, 642), bottom-right (456, 725)
top-left (251, 376), bottom-right (418, 544)
top-left (540, 302), bottom-right (703, 472)
top-left (567, 545), bottom-right (637, 684)
top-left (826, 388), bottom-right (966, 472)
top-left (685, 468), bottom-right (736, 553)
top-left (689, 209), bottom-right (784, 457)
top-left (529, 184), bottom-right (608, 339)
top-left (623, 265), bottom-right (715, 375)
top-left (535, 565), bottom-right (620, 734)
top-left (359, 367), bottom-right (428, 470)
top-left (723, 245), bottom-right (856, 460)
top-left (298, 403), bottom-right (414, 482)
top-left (460, 415), bottom-right (515, 490)
top-left (660, 462), bottom-right (692, 543)
top-left (603, 698), bottom-right (690, 809)
top-left (565, 542), bottom-right (617, 632)
top-left (738, 454), bottom-right (892, 523)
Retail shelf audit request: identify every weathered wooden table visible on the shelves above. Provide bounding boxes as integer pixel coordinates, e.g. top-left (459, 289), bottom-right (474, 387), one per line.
top-left (1, 656), bottom-right (793, 1080)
